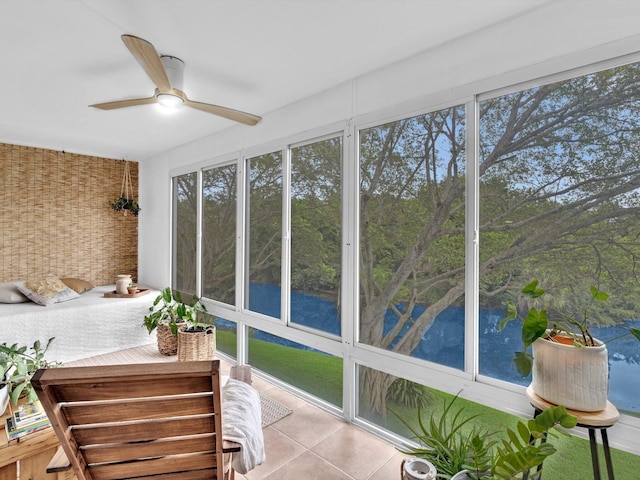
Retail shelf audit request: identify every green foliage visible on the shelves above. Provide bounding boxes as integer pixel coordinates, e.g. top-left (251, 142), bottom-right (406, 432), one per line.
top-left (144, 287), bottom-right (207, 336)
top-left (491, 406), bottom-right (577, 479)
top-left (500, 279), bottom-right (640, 376)
top-left (109, 196), bottom-right (141, 216)
top-left (386, 378), bottom-right (433, 409)
top-left (0, 338), bottom-right (60, 404)
top-left (393, 396), bottom-right (491, 478)
top-left (394, 395), bottom-right (575, 480)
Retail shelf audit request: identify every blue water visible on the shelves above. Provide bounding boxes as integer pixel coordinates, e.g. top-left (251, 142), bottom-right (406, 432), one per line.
top-left (221, 283), bottom-right (640, 412)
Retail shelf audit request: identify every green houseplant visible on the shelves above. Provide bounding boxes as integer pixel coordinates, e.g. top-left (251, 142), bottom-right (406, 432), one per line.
top-left (144, 287), bottom-right (209, 356)
top-left (0, 338), bottom-right (60, 408)
top-left (397, 396), bottom-right (577, 480)
top-left (109, 196), bottom-right (141, 216)
top-left (500, 280), bottom-right (640, 411)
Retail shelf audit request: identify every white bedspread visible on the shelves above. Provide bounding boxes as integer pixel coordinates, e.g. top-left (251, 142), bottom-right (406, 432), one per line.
top-left (0, 285), bottom-right (158, 363)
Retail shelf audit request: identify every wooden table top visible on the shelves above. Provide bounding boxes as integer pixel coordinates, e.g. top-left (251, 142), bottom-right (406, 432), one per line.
top-left (525, 385), bottom-right (620, 428)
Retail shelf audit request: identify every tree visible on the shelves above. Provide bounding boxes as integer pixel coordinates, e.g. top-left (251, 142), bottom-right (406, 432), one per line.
top-left (359, 62), bottom-right (640, 415)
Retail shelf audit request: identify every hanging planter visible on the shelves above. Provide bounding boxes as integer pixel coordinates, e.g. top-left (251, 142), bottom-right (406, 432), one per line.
top-left (110, 160), bottom-right (141, 216)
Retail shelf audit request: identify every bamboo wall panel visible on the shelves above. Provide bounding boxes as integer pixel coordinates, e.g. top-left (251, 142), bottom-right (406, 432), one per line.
top-left (0, 143), bottom-right (138, 286)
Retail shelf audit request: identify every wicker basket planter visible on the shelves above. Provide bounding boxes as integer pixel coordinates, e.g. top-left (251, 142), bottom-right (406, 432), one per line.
top-left (157, 323), bottom-right (182, 356)
top-left (178, 325), bottom-right (216, 362)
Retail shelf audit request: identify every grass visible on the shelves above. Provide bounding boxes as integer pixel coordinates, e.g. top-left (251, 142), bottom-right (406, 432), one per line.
top-left (215, 329), bottom-right (640, 479)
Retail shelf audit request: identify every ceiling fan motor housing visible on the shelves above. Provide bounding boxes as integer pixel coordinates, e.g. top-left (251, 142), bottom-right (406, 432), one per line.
top-left (160, 55), bottom-right (184, 91)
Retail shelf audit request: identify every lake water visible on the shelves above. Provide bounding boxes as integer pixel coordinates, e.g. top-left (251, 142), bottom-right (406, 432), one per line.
top-left (230, 283), bottom-right (640, 412)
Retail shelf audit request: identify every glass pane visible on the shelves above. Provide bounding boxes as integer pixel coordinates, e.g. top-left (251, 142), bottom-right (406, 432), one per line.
top-left (358, 106), bottom-right (466, 414)
top-left (172, 172), bottom-right (197, 295)
top-left (478, 62), bottom-right (640, 414)
top-left (214, 316), bottom-right (237, 359)
top-left (291, 137), bottom-right (342, 336)
top-left (202, 164), bottom-right (237, 305)
top-left (248, 327), bottom-right (342, 407)
top-left (246, 152), bottom-right (282, 318)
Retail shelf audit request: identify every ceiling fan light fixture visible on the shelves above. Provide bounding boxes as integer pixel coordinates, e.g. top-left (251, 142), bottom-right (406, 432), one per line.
top-left (157, 93), bottom-right (184, 109)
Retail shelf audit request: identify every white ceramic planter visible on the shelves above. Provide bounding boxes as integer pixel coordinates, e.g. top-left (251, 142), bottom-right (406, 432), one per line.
top-left (531, 334), bottom-right (609, 411)
top-left (0, 384), bottom-right (9, 416)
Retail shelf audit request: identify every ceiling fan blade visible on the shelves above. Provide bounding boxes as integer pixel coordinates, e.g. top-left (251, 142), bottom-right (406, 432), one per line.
top-left (90, 95), bottom-right (157, 110)
top-left (121, 34), bottom-right (171, 93)
top-left (184, 97), bottom-right (261, 126)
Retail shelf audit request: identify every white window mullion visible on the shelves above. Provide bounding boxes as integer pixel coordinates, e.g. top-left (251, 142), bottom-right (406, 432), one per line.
top-left (465, 97), bottom-right (480, 378)
top-left (195, 169), bottom-right (203, 298)
top-left (342, 119), bottom-right (358, 422)
top-left (282, 147), bottom-right (292, 325)
top-left (236, 154), bottom-right (248, 364)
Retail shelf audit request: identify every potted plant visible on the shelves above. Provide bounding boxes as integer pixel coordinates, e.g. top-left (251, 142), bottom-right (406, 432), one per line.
top-left (127, 283), bottom-right (138, 295)
top-left (397, 395), bottom-right (576, 480)
top-left (500, 280), bottom-right (640, 411)
top-left (0, 338), bottom-right (60, 412)
top-left (109, 196), bottom-right (141, 216)
top-left (144, 287), bottom-right (209, 356)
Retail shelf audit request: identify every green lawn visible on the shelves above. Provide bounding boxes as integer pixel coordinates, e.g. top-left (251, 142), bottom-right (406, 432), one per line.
top-left (215, 329), bottom-right (640, 479)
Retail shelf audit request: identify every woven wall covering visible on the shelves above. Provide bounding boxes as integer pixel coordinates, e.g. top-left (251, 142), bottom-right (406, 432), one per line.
top-left (0, 143), bottom-right (138, 286)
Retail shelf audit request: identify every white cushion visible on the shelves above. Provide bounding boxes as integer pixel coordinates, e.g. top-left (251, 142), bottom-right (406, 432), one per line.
top-left (0, 282), bottom-right (29, 303)
top-left (16, 274), bottom-right (80, 306)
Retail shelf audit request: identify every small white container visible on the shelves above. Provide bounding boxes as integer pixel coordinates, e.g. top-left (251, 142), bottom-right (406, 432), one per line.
top-left (403, 457), bottom-right (437, 480)
top-left (115, 274), bottom-right (132, 294)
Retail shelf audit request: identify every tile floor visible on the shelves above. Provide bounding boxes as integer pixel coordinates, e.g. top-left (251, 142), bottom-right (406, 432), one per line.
top-left (239, 374), bottom-right (404, 480)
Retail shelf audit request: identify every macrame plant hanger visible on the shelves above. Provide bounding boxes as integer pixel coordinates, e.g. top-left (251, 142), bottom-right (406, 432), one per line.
top-left (118, 160), bottom-right (139, 216)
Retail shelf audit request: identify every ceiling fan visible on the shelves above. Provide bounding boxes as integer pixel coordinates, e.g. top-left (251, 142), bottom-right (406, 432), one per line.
top-left (90, 34), bottom-right (261, 126)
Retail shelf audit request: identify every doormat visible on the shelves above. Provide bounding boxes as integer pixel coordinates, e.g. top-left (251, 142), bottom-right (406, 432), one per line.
top-left (260, 392), bottom-right (293, 427)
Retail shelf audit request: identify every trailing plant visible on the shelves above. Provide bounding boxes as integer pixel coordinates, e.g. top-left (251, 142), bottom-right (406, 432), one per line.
top-left (109, 195), bottom-right (141, 216)
top-left (394, 395), bottom-right (576, 480)
top-left (0, 338), bottom-right (60, 404)
top-left (500, 279), bottom-right (640, 376)
top-left (144, 287), bottom-right (208, 336)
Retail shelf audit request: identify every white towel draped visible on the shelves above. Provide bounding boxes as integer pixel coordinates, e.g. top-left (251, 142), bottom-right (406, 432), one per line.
top-left (221, 378), bottom-right (266, 474)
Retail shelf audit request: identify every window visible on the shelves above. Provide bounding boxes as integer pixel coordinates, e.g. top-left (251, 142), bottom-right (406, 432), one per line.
top-left (246, 152), bottom-right (283, 318)
top-left (172, 172), bottom-right (197, 295)
top-left (248, 327), bottom-right (342, 406)
top-left (170, 56), bottom-right (640, 453)
top-left (478, 62), bottom-right (640, 413)
top-left (358, 106), bottom-right (467, 376)
top-left (202, 164), bottom-right (237, 305)
top-left (290, 137), bottom-right (342, 336)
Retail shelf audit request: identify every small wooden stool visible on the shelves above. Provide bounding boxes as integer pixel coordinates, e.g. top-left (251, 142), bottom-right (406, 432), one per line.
top-left (526, 386), bottom-right (619, 480)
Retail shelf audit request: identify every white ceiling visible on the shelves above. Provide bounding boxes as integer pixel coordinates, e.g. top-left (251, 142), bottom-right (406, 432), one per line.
top-left (0, 0), bottom-right (627, 161)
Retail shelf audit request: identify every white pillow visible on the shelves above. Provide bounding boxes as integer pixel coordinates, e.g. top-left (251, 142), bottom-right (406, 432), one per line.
top-left (0, 282), bottom-right (29, 303)
top-left (16, 274), bottom-right (80, 306)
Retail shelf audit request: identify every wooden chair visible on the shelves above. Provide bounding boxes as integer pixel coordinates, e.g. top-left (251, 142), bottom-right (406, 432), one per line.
top-left (31, 360), bottom-right (240, 480)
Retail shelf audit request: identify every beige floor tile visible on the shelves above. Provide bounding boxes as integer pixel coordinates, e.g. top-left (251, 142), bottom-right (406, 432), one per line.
top-left (270, 404), bottom-right (346, 448)
top-left (311, 424), bottom-right (398, 480)
top-left (244, 426), bottom-right (306, 480)
top-left (368, 451), bottom-right (406, 480)
top-left (262, 450), bottom-right (354, 480)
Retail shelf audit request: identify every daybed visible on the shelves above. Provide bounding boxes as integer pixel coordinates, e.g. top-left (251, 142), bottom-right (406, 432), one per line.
top-left (0, 285), bottom-right (158, 363)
